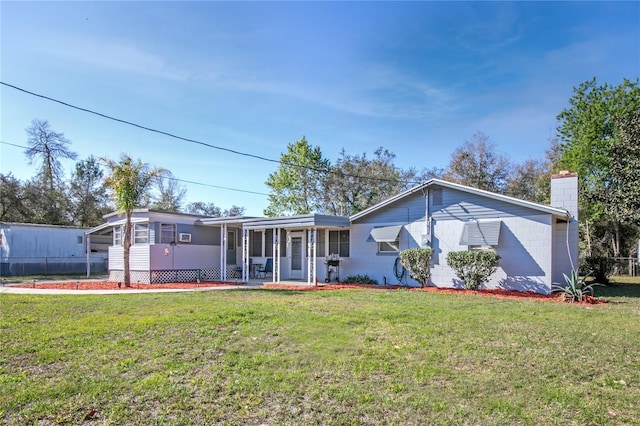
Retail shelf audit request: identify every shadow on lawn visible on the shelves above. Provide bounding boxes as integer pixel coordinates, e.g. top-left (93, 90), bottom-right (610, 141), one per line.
top-left (596, 281), bottom-right (640, 299)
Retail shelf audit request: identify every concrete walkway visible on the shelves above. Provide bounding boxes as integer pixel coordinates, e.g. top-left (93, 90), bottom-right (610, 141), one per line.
top-left (0, 279), bottom-right (321, 295)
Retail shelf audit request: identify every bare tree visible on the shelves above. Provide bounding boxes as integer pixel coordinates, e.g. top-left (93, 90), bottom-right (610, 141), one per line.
top-left (150, 172), bottom-right (186, 212)
top-left (443, 132), bottom-right (511, 193)
top-left (24, 119), bottom-right (77, 191)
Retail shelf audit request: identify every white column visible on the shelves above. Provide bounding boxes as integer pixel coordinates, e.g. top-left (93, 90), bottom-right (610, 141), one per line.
top-left (307, 228), bottom-right (316, 284)
top-left (220, 224), bottom-right (227, 281)
top-left (274, 228), bottom-right (281, 283)
top-left (242, 227), bottom-right (249, 282)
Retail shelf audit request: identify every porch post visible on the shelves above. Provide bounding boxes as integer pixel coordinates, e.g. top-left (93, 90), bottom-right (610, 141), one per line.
top-left (220, 223), bottom-right (227, 281)
top-left (242, 227), bottom-right (249, 282)
top-left (307, 228), bottom-right (316, 284)
top-left (273, 228), bottom-right (280, 283)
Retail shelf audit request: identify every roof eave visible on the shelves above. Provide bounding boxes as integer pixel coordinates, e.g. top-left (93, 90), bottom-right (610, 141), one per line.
top-left (350, 179), bottom-right (572, 222)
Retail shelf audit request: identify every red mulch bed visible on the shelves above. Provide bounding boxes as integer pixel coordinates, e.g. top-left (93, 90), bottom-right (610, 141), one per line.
top-left (263, 283), bottom-right (605, 304)
top-left (12, 281), bottom-right (242, 290)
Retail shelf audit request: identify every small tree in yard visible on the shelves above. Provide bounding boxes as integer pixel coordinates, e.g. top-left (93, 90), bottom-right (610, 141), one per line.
top-left (399, 248), bottom-right (434, 288)
top-left (446, 251), bottom-right (501, 290)
top-left (103, 154), bottom-right (164, 287)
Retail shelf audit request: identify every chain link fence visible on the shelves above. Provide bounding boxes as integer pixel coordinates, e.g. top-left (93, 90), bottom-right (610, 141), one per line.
top-left (611, 257), bottom-right (639, 277)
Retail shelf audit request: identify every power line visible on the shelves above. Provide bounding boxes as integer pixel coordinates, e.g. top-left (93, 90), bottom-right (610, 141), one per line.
top-left (0, 140), bottom-right (29, 149)
top-left (1, 81), bottom-right (281, 165)
top-left (166, 176), bottom-right (269, 196)
top-left (1, 81), bottom-right (422, 186)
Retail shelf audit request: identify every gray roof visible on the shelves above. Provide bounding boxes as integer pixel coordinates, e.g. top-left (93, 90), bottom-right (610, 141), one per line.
top-left (350, 179), bottom-right (571, 222)
top-left (198, 214), bottom-right (350, 230)
top-left (240, 214), bottom-right (350, 230)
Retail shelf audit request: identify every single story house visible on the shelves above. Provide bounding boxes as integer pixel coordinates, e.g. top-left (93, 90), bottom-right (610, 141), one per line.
top-left (0, 222), bottom-right (108, 276)
top-left (92, 172), bottom-right (578, 294)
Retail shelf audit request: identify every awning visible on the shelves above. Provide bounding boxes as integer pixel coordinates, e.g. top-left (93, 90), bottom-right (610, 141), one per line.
top-left (369, 225), bottom-right (403, 242)
top-left (86, 217), bottom-right (149, 235)
top-left (459, 220), bottom-right (501, 246)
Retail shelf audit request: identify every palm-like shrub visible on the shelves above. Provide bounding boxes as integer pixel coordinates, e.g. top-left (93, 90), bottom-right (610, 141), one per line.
top-left (552, 270), bottom-right (601, 303)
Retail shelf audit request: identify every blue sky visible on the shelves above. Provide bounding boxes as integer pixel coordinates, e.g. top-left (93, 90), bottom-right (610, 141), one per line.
top-left (1, 1), bottom-right (638, 216)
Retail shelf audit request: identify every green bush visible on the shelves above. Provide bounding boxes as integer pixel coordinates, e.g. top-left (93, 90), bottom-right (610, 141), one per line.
top-left (341, 274), bottom-right (378, 284)
top-left (399, 248), bottom-right (434, 288)
top-left (446, 250), bottom-right (501, 290)
top-left (581, 255), bottom-right (614, 284)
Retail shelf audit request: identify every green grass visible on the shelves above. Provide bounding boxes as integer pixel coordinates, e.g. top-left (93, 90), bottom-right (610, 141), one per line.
top-left (1, 274), bottom-right (108, 284)
top-left (1, 282), bottom-right (639, 425)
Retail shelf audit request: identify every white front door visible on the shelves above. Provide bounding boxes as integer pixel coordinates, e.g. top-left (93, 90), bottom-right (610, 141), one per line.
top-left (290, 233), bottom-right (304, 279)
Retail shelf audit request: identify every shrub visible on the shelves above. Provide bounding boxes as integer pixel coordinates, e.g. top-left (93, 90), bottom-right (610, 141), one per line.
top-left (399, 248), bottom-right (434, 288)
top-left (552, 269), bottom-right (601, 303)
top-left (446, 250), bottom-right (501, 290)
top-left (581, 256), bottom-right (614, 284)
top-left (341, 274), bottom-right (378, 285)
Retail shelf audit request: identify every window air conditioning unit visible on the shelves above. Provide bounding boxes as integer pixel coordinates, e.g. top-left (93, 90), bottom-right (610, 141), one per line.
top-left (178, 233), bottom-right (192, 243)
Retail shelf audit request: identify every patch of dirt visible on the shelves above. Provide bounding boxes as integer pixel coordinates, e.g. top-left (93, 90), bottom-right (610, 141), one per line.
top-left (11, 281), bottom-right (243, 290)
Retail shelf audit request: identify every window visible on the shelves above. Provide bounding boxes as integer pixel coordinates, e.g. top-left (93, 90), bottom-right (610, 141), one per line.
top-left (133, 223), bottom-right (149, 244)
top-left (113, 225), bottom-right (122, 246)
top-left (369, 225), bottom-right (402, 254)
top-left (329, 230), bottom-right (350, 257)
top-left (317, 229), bottom-right (326, 257)
top-left (265, 229), bottom-right (273, 257)
top-left (160, 224), bottom-right (176, 244)
top-left (378, 239), bottom-right (400, 253)
top-left (77, 236), bottom-right (83, 244)
top-left (250, 230), bottom-right (262, 257)
top-left (432, 188), bottom-right (443, 206)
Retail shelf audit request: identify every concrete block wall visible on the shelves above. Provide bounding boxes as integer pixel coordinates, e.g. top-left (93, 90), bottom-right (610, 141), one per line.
top-left (550, 171), bottom-right (579, 282)
top-left (430, 215), bottom-right (554, 293)
top-left (345, 223), bottom-right (412, 285)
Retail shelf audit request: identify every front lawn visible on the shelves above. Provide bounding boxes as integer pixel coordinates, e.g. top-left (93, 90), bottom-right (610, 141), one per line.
top-left (1, 285), bottom-right (639, 424)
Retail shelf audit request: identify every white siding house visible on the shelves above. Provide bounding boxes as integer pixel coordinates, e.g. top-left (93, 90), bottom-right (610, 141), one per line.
top-left (89, 210), bottom-right (225, 284)
top-left (91, 173), bottom-right (578, 293)
top-left (0, 222), bottom-right (107, 276)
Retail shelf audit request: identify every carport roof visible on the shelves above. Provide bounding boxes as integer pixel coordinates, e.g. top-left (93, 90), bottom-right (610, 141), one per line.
top-left (198, 214), bottom-right (350, 230)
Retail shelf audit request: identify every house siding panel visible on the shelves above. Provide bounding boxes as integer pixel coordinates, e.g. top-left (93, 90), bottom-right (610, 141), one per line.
top-left (109, 246), bottom-right (124, 269)
top-left (129, 245), bottom-right (150, 270)
top-left (354, 193), bottom-right (426, 224)
top-left (431, 187), bottom-right (539, 221)
top-left (150, 244), bottom-right (219, 270)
